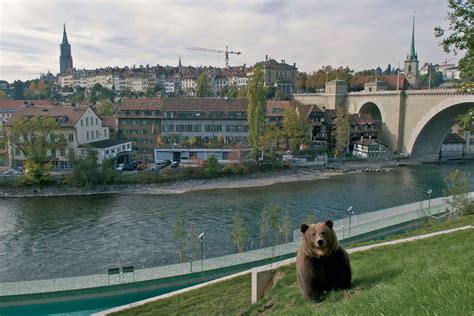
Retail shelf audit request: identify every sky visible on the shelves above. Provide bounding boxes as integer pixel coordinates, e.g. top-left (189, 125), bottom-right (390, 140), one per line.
top-left (0, 0), bottom-right (460, 83)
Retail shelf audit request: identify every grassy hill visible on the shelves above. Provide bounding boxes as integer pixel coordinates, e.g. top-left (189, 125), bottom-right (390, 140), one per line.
top-left (114, 216), bottom-right (474, 315)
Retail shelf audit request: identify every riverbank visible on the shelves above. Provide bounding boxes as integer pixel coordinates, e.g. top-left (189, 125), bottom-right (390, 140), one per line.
top-left (0, 160), bottom-right (419, 198)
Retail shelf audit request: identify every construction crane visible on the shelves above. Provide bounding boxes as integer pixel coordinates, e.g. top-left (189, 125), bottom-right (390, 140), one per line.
top-left (187, 46), bottom-right (242, 68)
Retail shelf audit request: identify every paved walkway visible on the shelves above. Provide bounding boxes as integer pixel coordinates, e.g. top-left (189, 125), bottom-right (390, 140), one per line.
top-left (95, 224), bottom-right (472, 315)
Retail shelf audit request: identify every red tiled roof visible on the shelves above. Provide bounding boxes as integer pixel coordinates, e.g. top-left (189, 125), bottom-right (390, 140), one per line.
top-left (350, 74), bottom-right (410, 90)
top-left (5, 105), bottom-right (89, 127)
top-left (0, 100), bottom-right (55, 110)
top-left (266, 101), bottom-right (290, 116)
top-left (120, 98), bottom-right (162, 111)
top-left (161, 98), bottom-right (248, 112)
top-left (101, 115), bottom-right (117, 129)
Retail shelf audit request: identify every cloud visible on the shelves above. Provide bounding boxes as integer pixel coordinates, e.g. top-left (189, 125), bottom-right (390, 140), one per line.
top-left (0, 0), bottom-right (456, 82)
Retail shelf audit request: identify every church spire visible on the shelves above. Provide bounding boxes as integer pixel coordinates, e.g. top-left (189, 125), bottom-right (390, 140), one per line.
top-left (178, 55), bottom-right (182, 68)
top-left (408, 12), bottom-right (417, 60)
top-left (62, 23), bottom-right (69, 44)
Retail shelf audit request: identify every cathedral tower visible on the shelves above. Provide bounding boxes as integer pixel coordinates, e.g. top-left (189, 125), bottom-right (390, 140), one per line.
top-left (404, 13), bottom-right (419, 88)
top-left (59, 24), bottom-right (73, 74)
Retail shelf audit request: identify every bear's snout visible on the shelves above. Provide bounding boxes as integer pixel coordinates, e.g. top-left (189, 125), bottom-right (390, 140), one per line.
top-left (317, 239), bottom-right (325, 246)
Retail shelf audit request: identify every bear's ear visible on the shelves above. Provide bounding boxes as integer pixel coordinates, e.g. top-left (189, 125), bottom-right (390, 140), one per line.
top-left (324, 220), bottom-right (333, 229)
top-left (301, 224), bottom-right (310, 233)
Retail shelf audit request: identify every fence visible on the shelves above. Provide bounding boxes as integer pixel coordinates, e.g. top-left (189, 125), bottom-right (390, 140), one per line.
top-left (294, 192), bottom-right (474, 241)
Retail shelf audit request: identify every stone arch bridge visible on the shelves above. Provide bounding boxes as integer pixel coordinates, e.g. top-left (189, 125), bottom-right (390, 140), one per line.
top-left (294, 89), bottom-right (474, 159)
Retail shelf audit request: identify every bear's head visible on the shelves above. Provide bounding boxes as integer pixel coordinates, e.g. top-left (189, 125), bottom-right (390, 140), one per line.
top-left (300, 220), bottom-right (338, 257)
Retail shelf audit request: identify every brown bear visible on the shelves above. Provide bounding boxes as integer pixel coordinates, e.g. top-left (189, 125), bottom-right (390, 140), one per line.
top-left (296, 220), bottom-right (351, 302)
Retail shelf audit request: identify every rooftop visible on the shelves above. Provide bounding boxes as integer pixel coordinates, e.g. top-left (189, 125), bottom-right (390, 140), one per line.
top-left (80, 139), bottom-right (131, 149)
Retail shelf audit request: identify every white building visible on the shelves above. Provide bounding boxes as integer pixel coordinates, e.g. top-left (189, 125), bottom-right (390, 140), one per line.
top-left (353, 138), bottom-right (388, 159)
top-left (440, 133), bottom-right (465, 159)
top-left (5, 105), bottom-right (131, 169)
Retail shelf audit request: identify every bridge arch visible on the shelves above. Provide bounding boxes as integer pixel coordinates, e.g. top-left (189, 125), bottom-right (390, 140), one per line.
top-left (354, 99), bottom-right (385, 122)
top-left (408, 95), bottom-right (474, 159)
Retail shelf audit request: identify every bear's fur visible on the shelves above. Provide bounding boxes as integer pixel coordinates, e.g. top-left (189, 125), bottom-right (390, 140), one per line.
top-left (296, 220), bottom-right (351, 302)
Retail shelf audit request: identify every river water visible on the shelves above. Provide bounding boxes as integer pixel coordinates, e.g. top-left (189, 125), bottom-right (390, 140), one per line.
top-left (0, 162), bottom-right (472, 282)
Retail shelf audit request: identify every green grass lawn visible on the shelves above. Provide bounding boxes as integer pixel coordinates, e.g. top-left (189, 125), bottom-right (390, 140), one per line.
top-left (114, 217), bottom-right (474, 315)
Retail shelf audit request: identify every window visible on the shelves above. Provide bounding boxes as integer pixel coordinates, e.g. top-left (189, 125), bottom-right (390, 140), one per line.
top-left (80, 119), bottom-right (83, 127)
top-left (60, 148), bottom-right (65, 157)
top-left (104, 129), bottom-right (107, 137)
top-left (96, 118), bottom-right (99, 125)
top-left (68, 134), bottom-right (74, 142)
top-left (86, 117), bottom-right (89, 126)
top-left (209, 111), bottom-right (224, 119)
top-left (86, 131), bottom-right (89, 140)
top-left (96, 130), bottom-right (99, 139)
top-left (143, 129), bottom-right (147, 134)
top-left (193, 125), bottom-right (201, 132)
top-left (51, 148), bottom-right (56, 158)
top-left (91, 131), bottom-right (95, 140)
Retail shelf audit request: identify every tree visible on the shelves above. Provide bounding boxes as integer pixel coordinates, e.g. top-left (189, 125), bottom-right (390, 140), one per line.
top-left (226, 84), bottom-right (239, 98)
top-left (27, 82), bottom-right (37, 95)
top-left (258, 204), bottom-right (272, 248)
top-left (0, 90), bottom-right (7, 99)
top-left (12, 80), bottom-right (25, 99)
top-left (174, 210), bottom-right (187, 262)
top-left (443, 169), bottom-right (472, 215)
top-left (196, 73), bottom-right (211, 97)
top-left (281, 211), bottom-right (292, 243)
top-left (296, 72), bottom-right (308, 92)
top-left (383, 64), bottom-right (392, 75)
top-left (231, 211), bottom-right (247, 253)
top-left (205, 154), bottom-right (219, 176)
top-left (258, 123), bottom-right (280, 160)
top-left (270, 205), bottom-right (281, 245)
top-left (11, 116), bottom-right (64, 184)
top-left (66, 150), bottom-right (101, 187)
top-left (282, 105), bottom-right (310, 154)
top-left (456, 108), bottom-right (474, 130)
top-left (247, 64), bottom-right (267, 159)
top-left (333, 107), bottom-right (351, 156)
top-left (305, 212), bottom-right (316, 224)
top-left (96, 99), bottom-right (113, 116)
top-left (435, 0), bottom-right (473, 82)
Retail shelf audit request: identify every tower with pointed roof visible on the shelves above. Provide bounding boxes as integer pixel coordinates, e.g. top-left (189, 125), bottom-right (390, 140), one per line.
top-left (59, 24), bottom-right (73, 74)
top-left (404, 13), bottom-right (419, 88)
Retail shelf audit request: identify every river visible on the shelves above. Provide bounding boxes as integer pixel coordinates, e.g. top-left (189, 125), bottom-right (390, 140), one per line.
top-left (0, 162), bottom-right (472, 283)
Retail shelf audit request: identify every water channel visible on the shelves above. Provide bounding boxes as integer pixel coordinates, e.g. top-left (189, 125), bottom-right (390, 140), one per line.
top-left (0, 162), bottom-right (473, 283)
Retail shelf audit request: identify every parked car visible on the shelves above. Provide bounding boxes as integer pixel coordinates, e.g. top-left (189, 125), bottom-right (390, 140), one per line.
top-left (116, 163), bottom-right (125, 171)
top-left (156, 160), bottom-right (171, 169)
top-left (2, 169), bottom-right (21, 176)
top-left (122, 163), bottom-right (135, 171)
top-left (170, 161), bottom-right (180, 168)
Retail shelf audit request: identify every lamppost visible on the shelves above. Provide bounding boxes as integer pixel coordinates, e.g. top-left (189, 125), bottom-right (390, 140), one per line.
top-left (188, 254), bottom-right (193, 273)
top-left (347, 206), bottom-right (354, 236)
top-left (427, 189), bottom-right (432, 215)
top-left (198, 232), bottom-right (204, 271)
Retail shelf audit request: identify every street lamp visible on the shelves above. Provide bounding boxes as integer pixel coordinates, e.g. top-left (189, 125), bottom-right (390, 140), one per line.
top-left (198, 232), bottom-right (204, 271)
top-left (347, 206), bottom-right (354, 236)
top-left (427, 189), bottom-right (433, 215)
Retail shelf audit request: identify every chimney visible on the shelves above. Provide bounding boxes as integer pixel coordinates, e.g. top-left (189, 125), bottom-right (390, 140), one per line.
top-left (293, 62), bottom-right (296, 67)
top-left (265, 55), bottom-right (268, 61)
